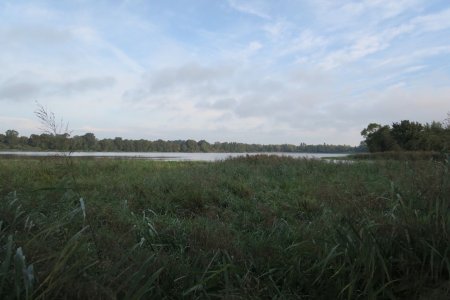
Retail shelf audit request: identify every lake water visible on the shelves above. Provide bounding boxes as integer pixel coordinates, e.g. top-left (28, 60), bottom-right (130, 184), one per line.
top-left (0, 151), bottom-right (348, 161)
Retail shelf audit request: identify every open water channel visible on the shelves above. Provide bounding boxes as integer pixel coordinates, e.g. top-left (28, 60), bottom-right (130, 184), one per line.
top-left (0, 151), bottom-right (348, 161)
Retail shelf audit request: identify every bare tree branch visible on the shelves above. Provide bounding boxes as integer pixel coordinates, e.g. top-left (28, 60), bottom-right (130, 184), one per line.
top-left (34, 101), bottom-right (71, 136)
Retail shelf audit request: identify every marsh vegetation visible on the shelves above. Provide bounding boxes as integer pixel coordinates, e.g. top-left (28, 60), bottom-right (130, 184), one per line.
top-left (1, 155), bottom-right (449, 299)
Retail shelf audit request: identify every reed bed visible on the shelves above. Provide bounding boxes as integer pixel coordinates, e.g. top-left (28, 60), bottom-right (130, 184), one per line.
top-left (1, 155), bottom-right (449, 299)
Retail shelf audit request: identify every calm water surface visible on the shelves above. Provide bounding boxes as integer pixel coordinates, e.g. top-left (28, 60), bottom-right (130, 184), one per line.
top-left (0, 151), bottom-right (348, 161)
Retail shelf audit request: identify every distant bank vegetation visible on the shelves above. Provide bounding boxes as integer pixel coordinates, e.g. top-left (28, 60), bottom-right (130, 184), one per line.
top-left (1, 114), bottom-right (448, 154)
top-left (0, 130), bottom-right (363, 153)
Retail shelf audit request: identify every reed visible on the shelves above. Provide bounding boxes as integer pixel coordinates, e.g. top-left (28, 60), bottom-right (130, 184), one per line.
top-left (0, 155), bottom-right (449, 298)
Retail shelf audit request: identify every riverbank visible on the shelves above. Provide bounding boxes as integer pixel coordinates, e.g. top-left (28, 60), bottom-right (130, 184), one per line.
top-left (1, 155), bottom-right (449, 298)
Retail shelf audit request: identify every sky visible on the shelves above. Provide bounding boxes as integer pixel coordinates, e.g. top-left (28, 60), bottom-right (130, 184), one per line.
top-left (0, 0), bottom-right (449, 146)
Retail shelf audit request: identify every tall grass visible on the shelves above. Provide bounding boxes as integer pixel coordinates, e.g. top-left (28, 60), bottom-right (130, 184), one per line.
top-left (0, 155), bottom-right (449, 298)
top-left (348, 151), bottom-right (448, 161)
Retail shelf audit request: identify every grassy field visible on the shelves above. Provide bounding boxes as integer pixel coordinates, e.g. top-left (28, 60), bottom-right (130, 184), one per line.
top-left (0, 155), bottom-right (449, 299)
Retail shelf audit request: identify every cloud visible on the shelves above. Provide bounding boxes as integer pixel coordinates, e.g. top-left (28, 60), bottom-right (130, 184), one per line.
top-left (62, 77), bottom-right (116, 93)
top-left (0, 2), bottom-right (58, 20)
top-left (121, 60), bottom-right (343, 141)
top-left (0, 26), bottom-right (71, 46)
top-left (319, 6), bottom-right (450, 70)
top-left (123, 63), bottom-right (235, 102)
top-left (1, 0), bottom-right (449, 145)
top-left (412, 8), bottom-right (450, 32)
top-left (278, 29), bottom-right (328, 57)
top-left (317, 72), bottom-right (450, 133)
top-left (197, 98), bottom-right (238, 110)
top-left (70, 26), bottom-right (145, 73)
top-left (353, 84), bottom-right (450, 125)
top-left (321, 35), bottom-right (387, 69)
top-left (341, 0), bottom-right (418, 19)
top-left (0, 80), bottom-right (41, 102)
top-left (0, 76), bottom-right (116, 102)
top-left (227, 0), bottom-right (271, 19)
top-left (263, 21), bottom-right (290, 39)
top-left (312, 0), bottom-right (419, 25)
top-left (0, 23), bottom-right (145, 76)
top-left (0, 116), bottom-right (39, 133)
top-left (375, 46), bottom-right (450, 69)
top-left (150, 63), bottom-right (233, 90)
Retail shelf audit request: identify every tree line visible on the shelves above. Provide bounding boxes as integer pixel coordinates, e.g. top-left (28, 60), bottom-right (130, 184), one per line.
top-left (361, 117), bottom-right (450, 153)
top-left (0, 130), bottom-right (364, 153)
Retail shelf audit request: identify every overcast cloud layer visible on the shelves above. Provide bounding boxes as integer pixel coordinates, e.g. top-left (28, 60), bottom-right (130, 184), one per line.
top-left (1, 0), bottom-right (449, 145)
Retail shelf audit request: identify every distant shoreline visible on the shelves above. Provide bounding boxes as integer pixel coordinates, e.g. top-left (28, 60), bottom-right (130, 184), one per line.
top-left (0, 151), bottom-right (349, 162)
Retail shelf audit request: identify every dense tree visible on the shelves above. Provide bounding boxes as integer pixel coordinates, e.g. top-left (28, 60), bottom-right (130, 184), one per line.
top-left (361, 118), bottom-right (449, 153)
top-left (361, 123), bottom-right (382, 139)
top-left (361, 124), bottom-right (399, 152)
top-left (4, 130), bottom-right (19, 147)
top-left (82, 133), bottom-right (97, 150)
top-left (98, 139), bottom-right (114, 151)
top-left (28, 134), bottom-right (41, 148)
top-left (113, 137), bottom-right (123, 151)
top-left (391, 120), bottom-right (423, 150)
top-left (180, 140), bottom-right (197, 152)
top-left (198, 140), bottom-right (211, 152)
top-left (420, 122), bottom-right (446, 151)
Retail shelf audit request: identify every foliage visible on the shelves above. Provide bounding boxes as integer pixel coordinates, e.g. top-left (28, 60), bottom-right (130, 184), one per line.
top-left (391, 120), bottom-right (424, 150)
top-left (361, 117), bottom-right (450, 153)
top-left (1, 156), bottom-right (449, 298)
top-left (0, 130), bottom-right (363, 153)
top-left (361, 124), bottom-right (400, 152)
